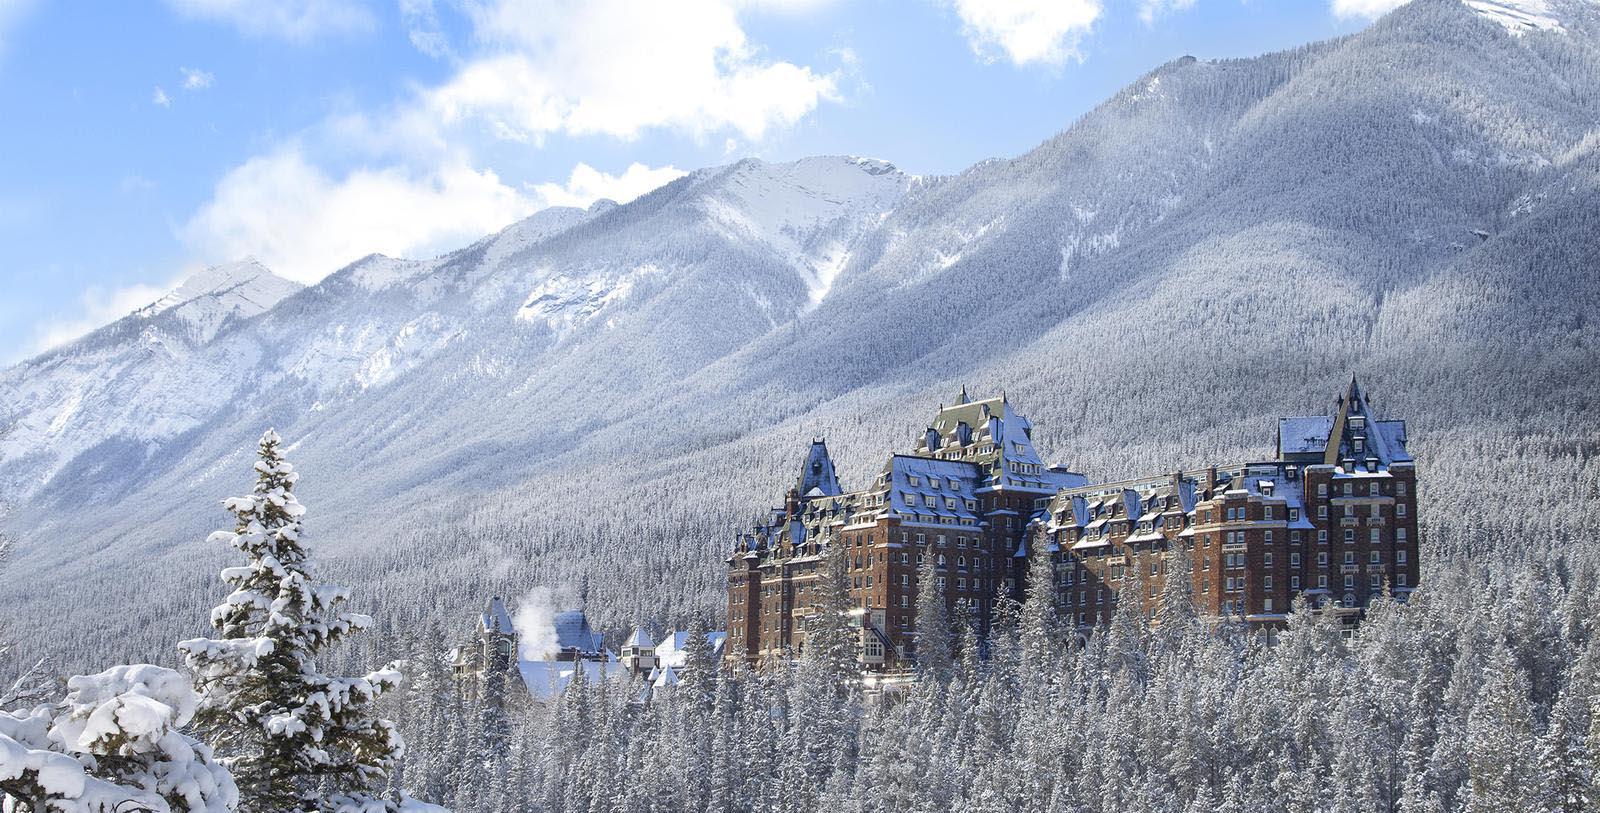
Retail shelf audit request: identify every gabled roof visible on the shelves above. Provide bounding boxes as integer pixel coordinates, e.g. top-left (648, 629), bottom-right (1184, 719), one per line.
top-left (624, 627), bottom-right (654, 649)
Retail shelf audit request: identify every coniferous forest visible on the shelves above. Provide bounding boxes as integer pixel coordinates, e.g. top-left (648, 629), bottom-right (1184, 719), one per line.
top-left (5, 0), bottom-right (1600, 810)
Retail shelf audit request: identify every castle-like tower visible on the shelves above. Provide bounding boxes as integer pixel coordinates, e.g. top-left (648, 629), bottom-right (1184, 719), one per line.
top-left (452, 596), bottom-right (517, 705)
top-left (727, 379), bottom-right (1421, 671)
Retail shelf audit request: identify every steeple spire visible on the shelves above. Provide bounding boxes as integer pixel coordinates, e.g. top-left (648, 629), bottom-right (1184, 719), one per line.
top-left (956, 385), bottom-right (970, 405)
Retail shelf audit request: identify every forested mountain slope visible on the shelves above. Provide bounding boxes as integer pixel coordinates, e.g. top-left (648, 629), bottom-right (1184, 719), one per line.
top-left (2, 0), bottom-right (1598, 672)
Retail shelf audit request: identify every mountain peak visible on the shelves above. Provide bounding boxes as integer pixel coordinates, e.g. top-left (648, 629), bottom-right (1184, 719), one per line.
top-left (138, 258), bottom-right (299, 318)
top-left (131, 258), bottom-right (302, 343)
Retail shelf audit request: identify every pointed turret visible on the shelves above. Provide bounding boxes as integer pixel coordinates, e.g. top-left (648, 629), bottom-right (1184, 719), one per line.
top-left (796, 438), bottom-right (842, 498)
top-left (481, 596), bottom-right (515, 635)
top-left (955, 385), bottom-right (970, 405)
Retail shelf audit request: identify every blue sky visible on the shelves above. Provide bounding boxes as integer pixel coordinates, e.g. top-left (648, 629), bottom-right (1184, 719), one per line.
top-left (0, 0), bottom-right (1404, 362)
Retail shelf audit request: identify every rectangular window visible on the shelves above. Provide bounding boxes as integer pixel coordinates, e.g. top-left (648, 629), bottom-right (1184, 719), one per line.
top-left (1291, 552), bottom-right (1301, 567)
top-left (1370, 574), bottom-right (1382, 589)
top-left (1318, 552), bottom-right (1328, 566)
top-left (1344, 529), bottom-right (1355, 544)
top-left (1318, 506), bottom-right (1328, 519)
top-left (1265, 531), bottom-right (1274, 544)
top-left (1397, 550), bottom-right (1408, 564)
top-left (1370, 550), bottom-right (1381, 564)
top-left (1371, 504), bottom-right (1381, 518)
top-left (1264, 575), bottom-right (1273, 589)
top-left (1318, 574), bottom-right (1328, 588)
top-left (1291, 575), bottom-right (1301, 589)
top-left (1289, 508), bottom-right (1300, 522)
top-left (1318, 530), bottom-right (1328, 544)
top-left (1398, 574), bottom-right (1408, 586)
top-left (1264, 552), bottom-right (1274, 566)
top-left (1397, 504), bottom-right (1407, 517)
top-left (1397, 482), bottom-right (1407, 496)
top-left (1264, 598), bottom-right (1274, 612)
top-left (1318, 484), bottom-right (1328, 497)
top-left (1344, 551), bottom-right (1355, 565)
top-left (1344, 574), bottom-right (1355, 589)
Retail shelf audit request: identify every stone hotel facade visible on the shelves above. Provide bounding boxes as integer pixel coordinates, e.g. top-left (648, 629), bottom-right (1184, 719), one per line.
top-left (726, 378), bottom-right (1419, 671)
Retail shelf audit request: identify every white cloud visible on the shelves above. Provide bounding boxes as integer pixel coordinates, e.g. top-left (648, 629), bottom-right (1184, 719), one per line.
top-left (27, 280), bottom-right (171, 356)
top-left (399, 0), bottom-right (452, 58)
top-left (152, 86), bottom-right (171, 107)
top-left (180, 66), bottom-right (214, 90)
top-left (175, 0), bottom-right (836, 289)
top-left (180, 147), bottom-right (537, 283)
top-left (1331, 0), bottom-right (1409, 19)
top-left (950, 0), bottom-right (1102, 67)
top-left (1139, 0), bottom-right (1197, 24)
top-left (529, 162), bottom-right (687, 209)
top-left (163, 0), bottom-right (374, 41)
top-left (427, 0), bottom-right (840, 142)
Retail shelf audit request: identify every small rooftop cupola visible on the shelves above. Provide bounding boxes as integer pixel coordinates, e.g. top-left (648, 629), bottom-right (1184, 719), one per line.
top-left (620, 626), bottom-right (657, 676)
top-left (796, 438), bottom-right (842, 498)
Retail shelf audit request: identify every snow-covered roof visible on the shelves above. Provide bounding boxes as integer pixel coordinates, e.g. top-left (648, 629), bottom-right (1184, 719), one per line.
top-left (516, 660), bottom-right (626, 699)
top-left (1278, 416), bottom-right (1334, 458)
top-left (653, 630), bottom-right (728, 669)
top-left (883, 455), bottom-right (984, 521)
top-left (797, 439), bottom-right (842, 498)
top-left (481, 597), bottom-right (514, 635)
top-left (651, 664), bottom-right (679, 688)
top-left (624, 627), bottom-right (654, 650)
top-left (552, 610), bottom-right (604, 654)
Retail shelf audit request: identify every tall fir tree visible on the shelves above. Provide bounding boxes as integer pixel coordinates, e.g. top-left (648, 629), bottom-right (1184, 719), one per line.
top-left (913, 548), bottom-right (953, 679)
top-left (178, 429), bottom-right (415, 812)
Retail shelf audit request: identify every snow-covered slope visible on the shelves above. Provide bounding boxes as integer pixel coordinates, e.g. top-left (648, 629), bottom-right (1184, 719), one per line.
top-left (2, 0), bottom-right (1598, 671)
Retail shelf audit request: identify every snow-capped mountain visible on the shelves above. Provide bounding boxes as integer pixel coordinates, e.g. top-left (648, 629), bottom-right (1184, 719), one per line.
top-left (133, 258), bottom-right (302, 335)
top-left (2, 0), bottom-right (1599, 670)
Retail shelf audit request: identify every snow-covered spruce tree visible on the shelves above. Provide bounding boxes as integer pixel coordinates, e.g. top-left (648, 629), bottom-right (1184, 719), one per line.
top-left (178, 429), bottom-right (422, 812)
top-left (913, 549), bottom-right (952, 679)
top-left (1017, 538), bottom-right (1060, 678)
top-left (0, 664), bottom-right (237, 812)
